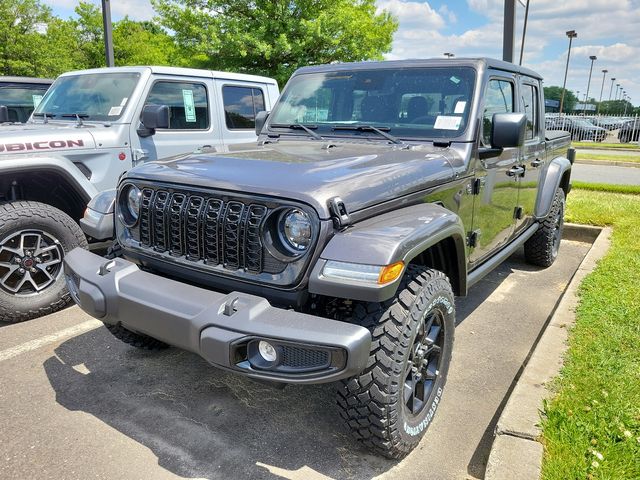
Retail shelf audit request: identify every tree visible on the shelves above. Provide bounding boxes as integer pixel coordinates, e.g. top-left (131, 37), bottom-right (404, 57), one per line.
top-left (0, 0), bottom-right (52, 76)
top-left (543, 86), bottom-right (577, 113)
top-left (152, 0), bottom-right (398, 85)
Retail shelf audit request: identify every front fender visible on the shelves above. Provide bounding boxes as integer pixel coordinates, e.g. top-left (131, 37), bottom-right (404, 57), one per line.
top-left (535, 156), bottom-right (571, 218)
top-left (0, 155), bottom-right (98, 202)
top-left (309, 203), bottom-right (467, 302)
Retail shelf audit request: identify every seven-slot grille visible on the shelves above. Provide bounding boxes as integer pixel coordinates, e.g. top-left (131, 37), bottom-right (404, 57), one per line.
top-left (137, 187), bottom-right (269, 273)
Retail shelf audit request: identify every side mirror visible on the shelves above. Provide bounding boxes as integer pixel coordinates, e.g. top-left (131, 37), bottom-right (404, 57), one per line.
top-left (255, 110), bottom-right (269, 136)
top-left (491, 112), bottom-right (527, 148)
top-left (0, 105), bottom-right (9, 123)
top-left (137, 104), bottom-right (170, 138)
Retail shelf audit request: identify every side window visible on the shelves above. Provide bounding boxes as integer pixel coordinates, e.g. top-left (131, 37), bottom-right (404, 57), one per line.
top-left (522, 83), bottom-right (538, 140)
top-left (222, 86), bottom-right (266, 129)
top-left (145, 81), bottom-right (209, 130)
top-left (483, 79), bottom-right (514, 145)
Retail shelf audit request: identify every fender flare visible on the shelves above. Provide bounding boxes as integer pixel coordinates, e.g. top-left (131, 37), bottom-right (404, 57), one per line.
top-left (308, 203), bottom-right (467, 302)
top-left (0, 156), bottom-right (98, 204)
top-left (535, 156), bottom-right (571, 218)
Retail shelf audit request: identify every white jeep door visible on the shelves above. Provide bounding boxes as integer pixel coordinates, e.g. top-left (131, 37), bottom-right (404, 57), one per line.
top-left (130, 76), bottom-right (222, 164)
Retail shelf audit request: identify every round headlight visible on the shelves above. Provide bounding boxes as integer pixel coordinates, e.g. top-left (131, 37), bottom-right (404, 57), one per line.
top-left (278, 209), bottom-right (312, 253)
top-left (119, 184), bottom-right (141, 227)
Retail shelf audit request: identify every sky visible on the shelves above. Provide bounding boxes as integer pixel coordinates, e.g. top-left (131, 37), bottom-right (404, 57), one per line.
top-left (44, 0), bottom-right (640, 105)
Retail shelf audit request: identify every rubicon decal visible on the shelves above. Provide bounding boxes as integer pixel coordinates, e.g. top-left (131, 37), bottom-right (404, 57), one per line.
top-left (0, 139), bottom-right (84, 153)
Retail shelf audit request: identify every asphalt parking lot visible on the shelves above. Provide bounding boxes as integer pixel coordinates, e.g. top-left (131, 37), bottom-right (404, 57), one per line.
top-left (0, 237), bottom-right (593, 480)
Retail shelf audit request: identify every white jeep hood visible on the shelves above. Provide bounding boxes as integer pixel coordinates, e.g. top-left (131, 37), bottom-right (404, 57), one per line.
top-left (0, 122), bottom-right (97, 155)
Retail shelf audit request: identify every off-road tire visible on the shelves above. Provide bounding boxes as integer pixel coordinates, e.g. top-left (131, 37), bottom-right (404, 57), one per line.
top-left (524, 188), bottom-right (565, 267)
top-left (337, 265), bottom-right (455, 459)
top-left (0, 201), bottom-right (88, 323)
top-left (106, 323), bottom-right (169, 350)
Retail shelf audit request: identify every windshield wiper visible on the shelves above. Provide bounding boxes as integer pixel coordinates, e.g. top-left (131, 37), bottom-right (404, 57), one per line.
top-left (332, 125), bottom-right (404, 145)
top-left (270, 123), bottom-right (324, 140)
top-left (61, 112), bottom-right (90, 127)
top-left (33, 112), bottom-right (56, 118)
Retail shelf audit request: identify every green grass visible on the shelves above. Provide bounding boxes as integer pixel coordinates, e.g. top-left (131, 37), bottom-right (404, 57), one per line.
top-left (577, 153), bottom-right (640, 164)
top-left (541, 189), bottom-right (640, 480)
top-left (573, 142), bottom-right (640, 150)
top-left (572, 182), bottom-right (640, 195)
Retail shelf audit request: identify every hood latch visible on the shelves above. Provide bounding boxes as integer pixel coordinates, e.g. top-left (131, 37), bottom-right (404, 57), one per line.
top-left (328, 197), bottom-right (350, 229)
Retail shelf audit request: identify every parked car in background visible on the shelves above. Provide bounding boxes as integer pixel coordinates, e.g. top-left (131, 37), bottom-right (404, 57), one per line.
top-left (0, 77), bottom-right (52, 123)
top-left (618, 118), bottom-right (640, 143)
top-left (546, 116), bottom-right (606, 141)
top-left (0, 66), bottom-right (278, 323)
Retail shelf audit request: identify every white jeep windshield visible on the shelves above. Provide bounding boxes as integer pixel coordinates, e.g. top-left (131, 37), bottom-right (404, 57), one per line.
top-left (33, 72), bottom-right (140, 122)
top-left (269, 66), bottom-right (476, 140)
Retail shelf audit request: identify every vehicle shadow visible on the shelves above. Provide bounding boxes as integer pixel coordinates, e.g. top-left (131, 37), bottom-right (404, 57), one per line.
top-left (43, 327), bottom-right (396, 480)
top-left (42, 248), bottom-right (533, 480)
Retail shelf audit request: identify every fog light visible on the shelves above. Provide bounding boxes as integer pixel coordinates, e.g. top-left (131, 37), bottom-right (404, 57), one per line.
top-left (258, 340), bottom-right (278, 362)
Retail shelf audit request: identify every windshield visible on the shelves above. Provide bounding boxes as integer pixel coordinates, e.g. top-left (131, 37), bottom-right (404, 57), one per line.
top-left (0, 83), bottom-right (50, 122)
top-left (33, 72), bottom-right (140, 122)
top-left (269, 67), bottom-right (476, 140)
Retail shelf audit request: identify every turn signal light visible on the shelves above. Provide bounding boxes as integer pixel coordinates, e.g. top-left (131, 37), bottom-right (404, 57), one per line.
top-left (378, 261), bottom-right (404, 285)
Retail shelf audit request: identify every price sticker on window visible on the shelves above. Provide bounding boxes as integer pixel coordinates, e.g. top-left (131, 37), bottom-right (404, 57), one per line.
top-left (182, 89), bottom-right (196, 123)
top-left (32, 95), bottom-right (43, 108)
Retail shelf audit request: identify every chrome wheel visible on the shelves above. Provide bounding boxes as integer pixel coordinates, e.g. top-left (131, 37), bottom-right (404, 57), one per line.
top-left (0, 230), bottom-right (64, 296)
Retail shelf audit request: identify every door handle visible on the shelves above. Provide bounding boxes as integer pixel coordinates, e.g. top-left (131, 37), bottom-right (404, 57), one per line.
top-left (506, 166), bottom-right (525, 177)
top-left (530, 158), bottom-right (543, 168)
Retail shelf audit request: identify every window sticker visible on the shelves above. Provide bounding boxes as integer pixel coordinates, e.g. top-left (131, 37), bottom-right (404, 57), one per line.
top-left (32, 95), bottom-right (43, 108)
top-left (108, 106), bottom-right (123, 116)
top-left (182, 89), bottom-right (196, 122)
top-left (120, 97), bottom-right (128, 106)
top-left (454, 101), bottom-right (467, 114)
top-left (434, 115), bottom-right (462, 130)
top-left (450, 76), bottom-right (461, 84)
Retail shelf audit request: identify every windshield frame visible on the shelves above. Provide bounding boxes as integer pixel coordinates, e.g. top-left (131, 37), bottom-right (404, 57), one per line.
top-left (266, 66), bottom-right (477, 142)
top-left (32, 72), bottom-right (141, 123)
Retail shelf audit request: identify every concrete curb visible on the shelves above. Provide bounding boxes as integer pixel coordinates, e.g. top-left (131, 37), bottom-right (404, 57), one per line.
top-left (484, 225), bottom-right (612, 480)
top-left (575, 159), bottom-right (640, 168)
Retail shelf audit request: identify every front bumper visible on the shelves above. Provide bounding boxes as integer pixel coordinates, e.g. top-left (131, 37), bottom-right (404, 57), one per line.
top-left (63, 248), bottom-right (371, 384)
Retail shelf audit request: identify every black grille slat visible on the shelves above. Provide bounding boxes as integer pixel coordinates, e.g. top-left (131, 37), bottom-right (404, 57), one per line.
top-left (131, 185), bottom-right (290, 276)
top-left (245, 205), bottom-right (267, 272)
top-left (223, 202), bottom-right (245, 269)
top-left (203, 199), bottom-right (223, 265)
top-left (140, 189), bottom-right (153, 246)
top-left (185, 196), bottom-right (204, 260)
top-left (152, 191), bottom-right (170, 252)
top-left (168, 193), bottom-right (187, 256)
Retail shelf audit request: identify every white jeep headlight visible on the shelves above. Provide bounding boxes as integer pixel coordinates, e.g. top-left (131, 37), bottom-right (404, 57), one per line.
top-left (118, 184), bottom-right (141, 227)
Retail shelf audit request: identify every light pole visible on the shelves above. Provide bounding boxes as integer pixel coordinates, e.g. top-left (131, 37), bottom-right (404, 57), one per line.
top-left (615, 84), bottom-right (620, 101)
top-left (608, 77), bottom-right (616, 101)
top-left (597, 69), bottom-right (608, 114)
top-left (583, 55), bottom-right (597, 115)
top-left (101, 0), bottom-right (114, 67)
top-left (443, 53), bottom-right (454, 58)
top-left (559, 30), bottom-right (578, 115)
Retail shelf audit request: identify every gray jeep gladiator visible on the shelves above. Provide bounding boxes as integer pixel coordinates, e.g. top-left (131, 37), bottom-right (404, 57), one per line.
top-left (64, 58), bottom-right (573, 458)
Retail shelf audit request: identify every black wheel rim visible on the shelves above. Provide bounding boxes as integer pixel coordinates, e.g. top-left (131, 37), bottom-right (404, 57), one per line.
top-left (551, 204), bottom-right (564, 258)
top-left (403, 309), bottom-right (445, 417)
top-left (0, 230), bottom-right (64, 296)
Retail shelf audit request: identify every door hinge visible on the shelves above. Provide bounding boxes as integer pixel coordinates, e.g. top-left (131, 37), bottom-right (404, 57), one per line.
top-left (467, 229), bottom-right (481, 248)
top-left (514, 206), bottom-right (524, 220)
top-left (328, 197), bottom-right (350, 228)
top-left (470, 178), bottom-right (483, 195)
top-left (133, 148), bottom-right (149, 165)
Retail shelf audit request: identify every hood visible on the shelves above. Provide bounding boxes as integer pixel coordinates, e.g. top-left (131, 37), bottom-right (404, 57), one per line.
top-left (0, 122), bottom-right (97, 155)
top-left (125, 140), bottom-right (460, 219)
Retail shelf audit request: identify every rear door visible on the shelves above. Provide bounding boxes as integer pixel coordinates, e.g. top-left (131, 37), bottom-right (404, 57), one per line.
top-left (515, 77), bottom-right (544, 233)
top-left (469, 74), bottom-right (521, 264)
top-left (214, 80), bottom-right (269, 146)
